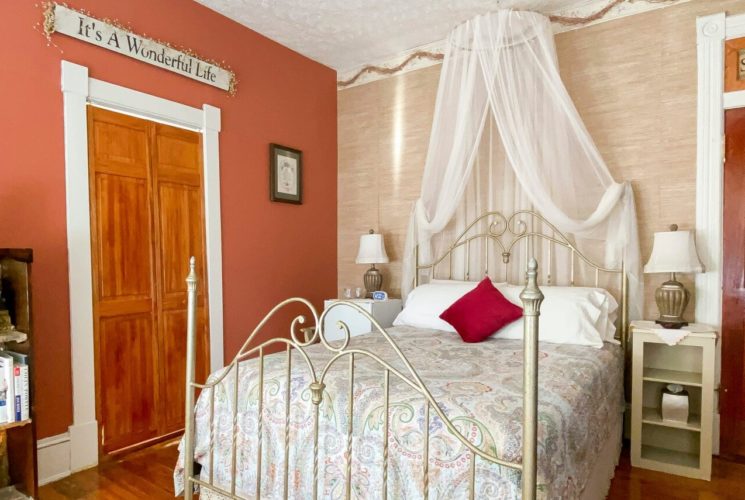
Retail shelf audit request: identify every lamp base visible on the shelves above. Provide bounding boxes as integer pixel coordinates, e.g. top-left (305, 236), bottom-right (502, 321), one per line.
top-left (363, 265), bottom-right (383, 298)
top-left (654, 319), bottom-right (689, 330)
top-left (654, 275), bottom-right (690, 330)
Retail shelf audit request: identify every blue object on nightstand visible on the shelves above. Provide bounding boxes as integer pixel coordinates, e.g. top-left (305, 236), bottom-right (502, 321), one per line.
top-left (372, 291), bottom-right (388, 301)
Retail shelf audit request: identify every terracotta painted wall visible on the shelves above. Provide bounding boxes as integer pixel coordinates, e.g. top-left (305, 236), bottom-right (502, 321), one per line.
top-left (337, 0), bottom-right (745, 317)
top-left (0, 1), bottom-right (337, 439)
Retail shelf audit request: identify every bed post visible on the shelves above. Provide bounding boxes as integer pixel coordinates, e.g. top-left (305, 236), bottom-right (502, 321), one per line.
top-left (184, 257), bottom-right (198, 500)
top-left (621, 263), bottom-right (630, 401)
top-left (415, 244), bottom-right (420, 288)
top-left (520, 258), bottom-right (543, 500)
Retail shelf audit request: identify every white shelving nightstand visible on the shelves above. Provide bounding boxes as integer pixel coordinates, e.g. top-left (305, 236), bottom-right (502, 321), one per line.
top-left (322, 299), bottom-right (402, 341)
top-left (630, 320), bottom-right (717, 480)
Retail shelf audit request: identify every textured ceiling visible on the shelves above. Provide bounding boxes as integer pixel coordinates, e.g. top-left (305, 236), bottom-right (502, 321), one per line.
top-left (195, 0), bottom-right (672, 72)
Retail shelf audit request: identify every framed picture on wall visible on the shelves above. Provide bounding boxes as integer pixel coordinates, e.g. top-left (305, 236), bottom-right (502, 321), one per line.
top-left (269, 143), bottom-right (302, 204)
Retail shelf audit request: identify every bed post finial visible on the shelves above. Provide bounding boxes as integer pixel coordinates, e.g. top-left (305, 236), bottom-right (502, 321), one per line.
top-left (184, 256), bottom-right (198, 500)
top-left (521, 258), bottom-right (541, 302)
top-left (520, 258), bottom-right (542, 500)
top-left (186, 256), bottom-right (197, 290)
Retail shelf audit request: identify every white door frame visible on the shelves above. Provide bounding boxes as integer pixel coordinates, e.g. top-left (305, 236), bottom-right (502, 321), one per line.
top-left (60, 60), bottom-right (224, 471)
top-left (695, 11), bottom-right (745, 455)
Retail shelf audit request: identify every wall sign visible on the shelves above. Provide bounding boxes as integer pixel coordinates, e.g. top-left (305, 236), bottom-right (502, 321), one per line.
top-left (45, 4), bottom-right (236, 93)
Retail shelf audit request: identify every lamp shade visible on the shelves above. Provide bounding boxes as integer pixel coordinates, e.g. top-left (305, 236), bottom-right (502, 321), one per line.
top-left (356, 232), bottom-right (389, 264)
top-left (644, 229), bottom-right (703, 274)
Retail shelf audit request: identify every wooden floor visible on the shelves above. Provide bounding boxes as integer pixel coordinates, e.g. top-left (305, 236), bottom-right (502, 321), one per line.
top-left (607, 449), bottom-right (745, 500)
top-left (38, 441), bottom-right (179, 499)
top-left (38, 443), bottom-right (745, 499)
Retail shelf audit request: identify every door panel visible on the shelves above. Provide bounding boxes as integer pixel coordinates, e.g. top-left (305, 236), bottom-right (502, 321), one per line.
top-left (91, 120), bottom-right (149, 177)
top-left (157, 182), bottom-right (204, 300)
top-left (159, 310), bottom-right (209, 432)
top-left (159, 310), bottom-right (187, 432)
top-left (722, 107), bottom-right (745, 457)
top-left (94, 174), bottom-right (152, 300)
top-left (88, 107), bottom-right (209, 454)
top-left (98, 314), bottom-right (159, 452)
top-left (155, 130), bottom-right (202, 184)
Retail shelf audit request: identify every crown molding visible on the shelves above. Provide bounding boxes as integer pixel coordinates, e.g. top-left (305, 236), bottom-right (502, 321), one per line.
top-left (337, 0), bottom-right (691, 89)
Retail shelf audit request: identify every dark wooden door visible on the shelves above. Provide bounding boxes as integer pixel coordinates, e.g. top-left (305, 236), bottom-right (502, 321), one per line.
top-left (88, 107), bottom-right (209, 455)
top-left (722, 107), bottom-right (745, 457)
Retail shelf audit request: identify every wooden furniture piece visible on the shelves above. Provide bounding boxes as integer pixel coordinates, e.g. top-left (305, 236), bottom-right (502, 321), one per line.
top-left (322, 298), bottom-right (402, 341)
top-left (630, 320), bottom-right (716, 480)
top-left (0, 249), bottom-right (36, 499)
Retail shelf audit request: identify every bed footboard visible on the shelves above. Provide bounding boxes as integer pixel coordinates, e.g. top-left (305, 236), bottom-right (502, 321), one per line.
top-left (182, 258), bottom-right (543, 500)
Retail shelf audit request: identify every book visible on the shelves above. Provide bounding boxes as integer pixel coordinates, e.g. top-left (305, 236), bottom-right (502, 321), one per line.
top-left (0, 357), bottom-right (7, 424)
top-left (13, 365), bottom-right (21, 421)
top-left (6, 351), bottom-right (30, 421)
top-left (13, 364), bottom-right (29, 421)
top-left (0, 353), bottom-right (15, 423)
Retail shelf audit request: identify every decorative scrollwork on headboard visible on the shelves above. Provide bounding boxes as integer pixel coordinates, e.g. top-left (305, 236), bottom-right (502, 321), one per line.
top-left (414, 210), bottom-right (629, 354)
top-left (416, 210), bottom-right (621, 282)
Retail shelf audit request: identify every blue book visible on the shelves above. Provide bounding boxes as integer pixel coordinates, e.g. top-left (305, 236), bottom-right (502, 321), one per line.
top-left (13, 365), bottom-right (22, 421)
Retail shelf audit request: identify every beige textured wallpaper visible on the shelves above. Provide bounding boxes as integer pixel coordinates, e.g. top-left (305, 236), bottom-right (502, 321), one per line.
top-left (337, 0), bottom-right (745, 318)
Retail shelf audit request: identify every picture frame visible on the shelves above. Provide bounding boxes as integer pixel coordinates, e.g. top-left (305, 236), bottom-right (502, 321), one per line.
top-left (269, 143), bottom-right (302, 204)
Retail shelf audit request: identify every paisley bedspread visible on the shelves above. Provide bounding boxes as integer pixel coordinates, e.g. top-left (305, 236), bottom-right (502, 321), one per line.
top-left (174, 325), bottom-right (624, 499)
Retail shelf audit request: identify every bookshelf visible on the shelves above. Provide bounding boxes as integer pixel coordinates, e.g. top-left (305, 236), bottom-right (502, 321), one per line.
top-left (0, 249), bottom-right (36, 499)
top-left (630, 320), bottom-right (716, 481)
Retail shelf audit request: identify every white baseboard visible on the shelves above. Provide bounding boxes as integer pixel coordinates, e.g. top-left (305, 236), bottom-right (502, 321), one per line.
top-left (69, 419), bottom-right (99, 472)
top-left (37, 433), bottom-right (71, 486)
top-left (37, 420), bottom-right (99, 486)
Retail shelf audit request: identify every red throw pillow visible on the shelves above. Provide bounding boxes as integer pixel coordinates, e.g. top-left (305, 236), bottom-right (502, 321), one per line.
top-left (439, 278), bottom-right (523, 343)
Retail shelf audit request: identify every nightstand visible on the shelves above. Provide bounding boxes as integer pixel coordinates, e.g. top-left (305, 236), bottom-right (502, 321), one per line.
top-left (630, 320), bottom-right (717, 480)
top-left (322, 299), bottom-right (402, 341)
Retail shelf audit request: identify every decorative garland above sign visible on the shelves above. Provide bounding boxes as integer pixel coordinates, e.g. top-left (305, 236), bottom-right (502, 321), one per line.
top-left (44, 3), bottom-right (236, 94)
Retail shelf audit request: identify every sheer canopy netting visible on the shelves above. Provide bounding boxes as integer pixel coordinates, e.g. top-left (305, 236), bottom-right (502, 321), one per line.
top-left (401, 10), bottom-right (642, 319)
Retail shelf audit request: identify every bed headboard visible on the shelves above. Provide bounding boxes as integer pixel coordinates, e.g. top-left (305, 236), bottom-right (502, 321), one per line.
top-left (415, 210), bottom-right (629, 357)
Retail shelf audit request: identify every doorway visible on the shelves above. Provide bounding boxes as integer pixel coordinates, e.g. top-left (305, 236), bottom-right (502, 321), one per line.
top-left (87, 106), bottom-right (210, 455)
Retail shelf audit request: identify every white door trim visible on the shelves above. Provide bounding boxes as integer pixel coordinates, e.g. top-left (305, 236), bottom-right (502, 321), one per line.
top-left (695, 11), bottom-right (745, 457)
top-left (695, 13), bottom-right (725, 329)
top-left (60, 60), bottom-right (224, 471)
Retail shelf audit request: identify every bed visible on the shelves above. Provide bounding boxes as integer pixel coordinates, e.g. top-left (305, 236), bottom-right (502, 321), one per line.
top-left (176, 210), bottom-right (630, 500)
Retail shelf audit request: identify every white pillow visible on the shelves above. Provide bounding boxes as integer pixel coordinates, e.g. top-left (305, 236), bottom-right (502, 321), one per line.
top-left (495, 285), bottom-right (617, 348)
top-left (552, 286), bottom-right (618, 343)
top-left (395, 281), bottom-right (620, 348)
top-left (393, 281), bottom-right (479, 332)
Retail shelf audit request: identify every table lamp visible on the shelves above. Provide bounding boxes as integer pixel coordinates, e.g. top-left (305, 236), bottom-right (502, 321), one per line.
top-left (356, 230), bottom-right (389, 298)
top-left (643, 224), bottom-right (704, 329)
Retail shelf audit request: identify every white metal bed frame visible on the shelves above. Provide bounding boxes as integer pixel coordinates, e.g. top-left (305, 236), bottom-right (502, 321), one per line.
top-left (182, 210), bottom-right (629, 499)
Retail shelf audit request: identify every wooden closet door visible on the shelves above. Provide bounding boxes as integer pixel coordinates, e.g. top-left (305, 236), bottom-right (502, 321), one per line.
top-left (88, 107), bottom-right (160, 453)
top-left (88, 107), bottom-right (209, 454)
top-left (151, 122), bottom-right (210, 435)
